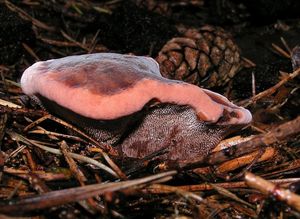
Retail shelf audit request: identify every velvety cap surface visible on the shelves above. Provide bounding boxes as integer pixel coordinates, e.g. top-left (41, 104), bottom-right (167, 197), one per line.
top-left (21, 53), bottom-right (252, 124)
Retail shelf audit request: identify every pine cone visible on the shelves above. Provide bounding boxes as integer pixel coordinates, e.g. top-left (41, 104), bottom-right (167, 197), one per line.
top-left (156, 25), bottom-right (241, 88)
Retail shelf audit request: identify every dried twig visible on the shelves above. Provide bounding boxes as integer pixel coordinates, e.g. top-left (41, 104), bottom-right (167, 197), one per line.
top-left (271, 43), bottom-right (291, 58)
top-left (245, 172), bottom-right (300, 211)
top-left (28, 129), bottom-right (87, 143)
top-left (189, 136), bottom-right (277, 176)
top-left (0, 171), bottom-right (176, 214)
top-left (280, 37), bottom-right (292, 55)
top-left (215, 147), bottom-right (276, 174)
top-left (7, 130), bottom-right (119, 178)
top-left (239, 68), bottom-right (300, 107)
top-left (145, 177), bottom-right (300, 192)
top-left (23, 114), bottom-right (117, 155)
top-left (7, 181), bottom-right (23, 199)
top-left (22, 43), bottom-right (40, 61)
top-left (60, 30), bottom-right (92, 52)
top-left (241, 57), bottom-right (256, 68)
top-left (142, 184), bottom-right (223, 212)
top-left (206, 115), bottom-right (300, 165)
top-left (261, 159), bottom-right (300, 178)
top-left (0, 105), bottom-right (46, 117)
top-left (4, 167), bottom-right (69, 181)
top-left (38, 37), bottom-right (79, 47)
top-left (27, 173), bottom-right (51, 194)
top-left (5, 0), bottom-right (55, 31)
top-left (23, 114), bottom-right (126, 179)
top-left (0, 99), bottom-right (22, 109)
top-left (60, 141), bottom-right (87, 185)
top-left (22, 148), bottom-right (37, 170)
top-left (178, 115), bottom-right (300, 169)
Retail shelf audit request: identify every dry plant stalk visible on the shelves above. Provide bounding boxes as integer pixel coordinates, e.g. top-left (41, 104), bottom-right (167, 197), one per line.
top-left (5, 0), bottom-right (55, 31)
top-left (245, 172), bottom-right (300, 211)
top-left (145, 177), bottom-right (300, 192)
top-left (216, 147), bottom-right (276, 173)
top-left (60, 141), bottom-right (87, 184)
top-left (177, 115), bottom-right (300, 170)
top-left (239, 67), bottom-right (300, 107)
top-left (7, 130), bottom-right (119, 178)
top-left (206, 115), bottom-right (300, 165)
top-left (4, 167), bottom-right (69, 181)
top-left (0, 171), bottom-right (176, 215)
top-left (193, 136), bottom-right (276, 175)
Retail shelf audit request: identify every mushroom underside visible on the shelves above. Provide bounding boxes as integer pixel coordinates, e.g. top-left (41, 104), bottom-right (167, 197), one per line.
top-left (36, 95), bottom-right (239, 161)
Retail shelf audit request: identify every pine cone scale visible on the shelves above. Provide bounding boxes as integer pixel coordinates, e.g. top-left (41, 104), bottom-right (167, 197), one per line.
top-left (175, 61), bottom-right (189, 80)
top-left (168, 51), bottom-right (183, 67)
top-left (184, 47), bottom-right (199, 71)
top-left (198, 53), bottom-right (211, 78)
top-left (210, 46), bottom-right (223, 65)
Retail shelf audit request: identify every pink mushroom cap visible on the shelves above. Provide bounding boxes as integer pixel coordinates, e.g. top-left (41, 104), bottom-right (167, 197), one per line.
top-left (21, 53), bottom-right (252, 125)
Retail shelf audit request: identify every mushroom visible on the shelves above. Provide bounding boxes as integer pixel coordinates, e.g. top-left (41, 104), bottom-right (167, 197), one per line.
top-left (21, 53), bottom-right (252, 161)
